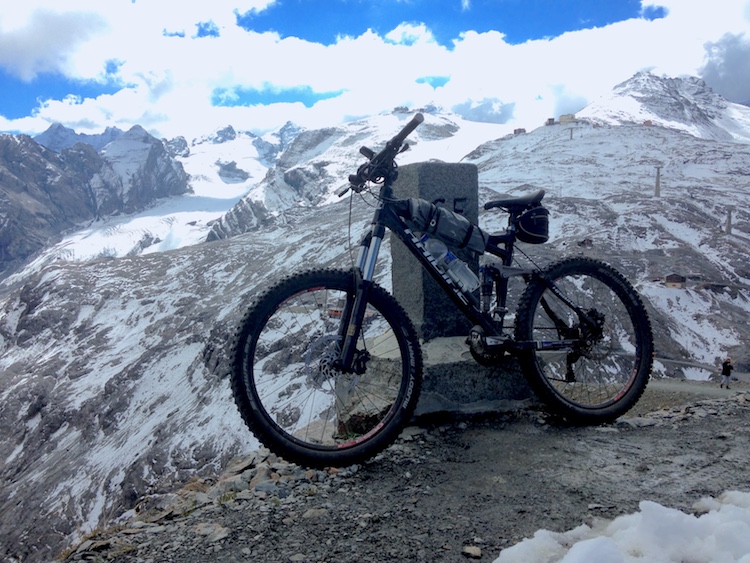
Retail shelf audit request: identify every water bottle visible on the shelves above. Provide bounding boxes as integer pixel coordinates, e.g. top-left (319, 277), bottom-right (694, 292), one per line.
top-left (422, 236), bottom-right (480, 293)
top-left (444, 252), bottom-right (480, 293)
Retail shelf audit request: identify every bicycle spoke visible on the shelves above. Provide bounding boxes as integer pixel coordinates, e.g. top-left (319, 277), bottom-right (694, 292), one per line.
top-left (231, 271), bottom-right (421, 465)
top-left (516, 258), bottom-right (652, 423)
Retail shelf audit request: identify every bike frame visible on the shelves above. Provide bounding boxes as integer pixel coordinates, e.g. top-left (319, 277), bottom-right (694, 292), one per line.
top-left (336, 179), bottom-right (535, 372)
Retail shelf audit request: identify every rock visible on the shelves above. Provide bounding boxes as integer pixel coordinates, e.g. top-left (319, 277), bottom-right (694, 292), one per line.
top-left (462, 545), bottom-right (482, 558)
top-left (302, 508), bottom-right (328, 519)
top-left (222, 452), bottom-right (265, 476)
top-left (208, 475), bottom-right (248, 500)
top-left (254, 480), bottom-right (279, 494)
top-left (193, 522), bottom-right (231, 542)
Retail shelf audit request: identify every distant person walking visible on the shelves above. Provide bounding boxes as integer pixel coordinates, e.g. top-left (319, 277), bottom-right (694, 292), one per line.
top-left (720, 357), bottom-right (734, 389)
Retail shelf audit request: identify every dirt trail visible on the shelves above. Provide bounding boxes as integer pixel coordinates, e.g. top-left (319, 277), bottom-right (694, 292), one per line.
top-left (629, 375), bottom-right (747, 414)
top-left (64, 377), bottom-right (750, 563)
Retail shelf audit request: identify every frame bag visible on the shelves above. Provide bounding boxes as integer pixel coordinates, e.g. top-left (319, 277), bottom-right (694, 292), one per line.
top-left (404, 198), bottom-right (489, 254)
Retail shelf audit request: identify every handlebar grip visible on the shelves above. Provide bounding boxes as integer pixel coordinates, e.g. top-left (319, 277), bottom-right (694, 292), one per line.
top-left (392, 113), bottom-right (424, 145)
top-left (360, 147), bottom-right (375, 159)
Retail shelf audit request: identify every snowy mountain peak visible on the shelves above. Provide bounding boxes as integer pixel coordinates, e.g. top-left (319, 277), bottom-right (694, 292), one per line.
top-left (33, 122), bottom-right (124, 152)
top-left (210, 125), bottom-right (239, 144)
top-left (578, 71), bottom-right (750, 143)
top-left (100, 125), bottom-right (160, 162)
top-left (263, 121), bottom-right (304, 151)
top-left (115, 124), bottom-right (155, 143)
top-left (97, 125), bottom-right (189, 212)
top-left (614, 71), bottom-right (724, 115)
top-left (616, 71), bottom-right (711, 96)
top-left (193, 124), bottom-right (252, 147)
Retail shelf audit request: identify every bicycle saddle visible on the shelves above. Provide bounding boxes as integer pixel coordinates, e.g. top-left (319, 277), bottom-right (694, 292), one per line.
top-left (485, 189), bottom-right (545, 213)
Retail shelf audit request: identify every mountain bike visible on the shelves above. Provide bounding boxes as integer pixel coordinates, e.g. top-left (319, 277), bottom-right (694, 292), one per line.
top-left (231, 113), bottom-right (654, 468)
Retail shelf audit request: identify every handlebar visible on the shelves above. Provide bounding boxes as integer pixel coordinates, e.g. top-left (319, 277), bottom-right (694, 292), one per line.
top-left (340, 113), bottom-right (424, 196)
top-left (392, 112), bottom-right (424, 145)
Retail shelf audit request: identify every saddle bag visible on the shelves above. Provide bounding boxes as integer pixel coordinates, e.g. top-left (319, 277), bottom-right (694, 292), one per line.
top-left (403, 198), bottom-right (489, 254)
top-left (515, 205), bottom-right (549, 244)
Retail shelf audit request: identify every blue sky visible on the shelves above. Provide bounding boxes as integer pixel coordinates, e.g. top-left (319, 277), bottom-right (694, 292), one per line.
top-left (234, 0), bottom-right (665, 46)
top-left (1, 0), bottom-right (749, 138)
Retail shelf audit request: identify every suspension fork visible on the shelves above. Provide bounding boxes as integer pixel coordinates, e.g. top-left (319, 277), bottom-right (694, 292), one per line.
top-left (335, 227), bottom-right (384, 372)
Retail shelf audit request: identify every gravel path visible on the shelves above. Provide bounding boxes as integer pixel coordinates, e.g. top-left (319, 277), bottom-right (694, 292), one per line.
top-left (64, 378), bottom-right (750, 563)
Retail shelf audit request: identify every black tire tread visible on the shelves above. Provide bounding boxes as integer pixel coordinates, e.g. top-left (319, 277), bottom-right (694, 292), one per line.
top-left (230, 268), bottom-right (423, 467)
top-left (515, 257), bottom-right (653, 424)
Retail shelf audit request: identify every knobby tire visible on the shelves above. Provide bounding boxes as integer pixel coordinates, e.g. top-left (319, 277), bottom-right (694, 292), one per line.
top-left (515, 257), bottom-right (653, 423)
top-left (231, 269), bottom-right (423, 468)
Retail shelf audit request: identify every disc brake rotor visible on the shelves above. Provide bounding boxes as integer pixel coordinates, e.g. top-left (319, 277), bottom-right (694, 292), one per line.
top-left (304, 334), bottom-right (341, 392)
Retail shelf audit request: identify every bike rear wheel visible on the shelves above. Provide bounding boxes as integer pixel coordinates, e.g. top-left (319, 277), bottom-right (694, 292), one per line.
top-left (231, 269), bottom-right (422, 468)
top-left (515, 258), bottom-right (653, 423)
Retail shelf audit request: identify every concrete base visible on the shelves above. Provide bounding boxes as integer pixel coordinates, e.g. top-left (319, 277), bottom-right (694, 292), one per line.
top-left (413, 337), bottom-right (537, 417)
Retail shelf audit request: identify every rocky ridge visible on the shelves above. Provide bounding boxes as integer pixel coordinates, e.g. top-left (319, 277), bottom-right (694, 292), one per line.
top-left (578, 71), bottom-right (750, 142)
top-left (0, 126), bottom-right (189, 275)
top-left (205, 111), bottom-right (470, 241)
top-left (33, 123), bottom-right (125, 153)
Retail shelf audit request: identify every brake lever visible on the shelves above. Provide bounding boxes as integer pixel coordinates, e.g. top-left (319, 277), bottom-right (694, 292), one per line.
top-left (341, 116), bottom-right (421, 198)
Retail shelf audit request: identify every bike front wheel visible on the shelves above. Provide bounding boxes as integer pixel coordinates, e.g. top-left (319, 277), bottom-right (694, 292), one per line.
top-left (231, 269), bottom-right (422, 468)
top-left (515, 257), bottom-right (653, 423)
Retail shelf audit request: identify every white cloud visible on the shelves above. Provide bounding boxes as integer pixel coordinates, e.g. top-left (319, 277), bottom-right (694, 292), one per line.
top-left (700, 32), bottom-right (750, 103)
top-left (1, 0), bottom-right (750, 139)
top-left (384, 22), bottom-right (437, 45)
top-left (0, 10), bottom-right (106, 80)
